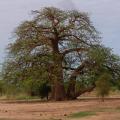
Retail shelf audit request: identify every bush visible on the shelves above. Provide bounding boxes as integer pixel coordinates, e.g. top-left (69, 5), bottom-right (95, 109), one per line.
top-left (23, 79), bottom-right (51, 99)
top-left (96, 73), bottom-right (112, 101)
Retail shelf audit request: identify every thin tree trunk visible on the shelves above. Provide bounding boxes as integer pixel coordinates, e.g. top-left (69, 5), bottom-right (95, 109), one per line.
top-left (67, 78), bottom-right (76, 100)
top-left (66, 61), bottom-right (92, 100)
top-left (67, 78), bottom-right (95, 99)
top-left (50, 84), bottom-right (55, 100)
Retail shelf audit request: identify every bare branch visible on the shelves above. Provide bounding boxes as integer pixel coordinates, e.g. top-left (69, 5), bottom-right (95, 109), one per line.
top-left (62, 48), bottom-right (88, 56)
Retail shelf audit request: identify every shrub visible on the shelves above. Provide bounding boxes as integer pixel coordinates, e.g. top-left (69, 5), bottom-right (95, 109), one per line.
top-left (96, 73), bottom-right (112, 101)
top-left (23, 79), bottom-right (51, 99)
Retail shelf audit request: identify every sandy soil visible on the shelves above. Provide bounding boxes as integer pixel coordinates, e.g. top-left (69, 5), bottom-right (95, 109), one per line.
top-left (0, 100), bottom-right (120, 120)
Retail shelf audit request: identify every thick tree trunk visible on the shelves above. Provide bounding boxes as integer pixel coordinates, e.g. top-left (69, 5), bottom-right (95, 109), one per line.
top-left (54, 80), bottom-right (65, 100)
top-left (52, 57), bottom-right (66, 100)
top-left (50, 36), bottom-right (66, 101)
top-left (50, 48), bottom-right (66, 100)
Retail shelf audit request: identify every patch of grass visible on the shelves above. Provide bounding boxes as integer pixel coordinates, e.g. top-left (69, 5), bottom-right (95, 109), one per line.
top-left (15, 95), bottom-right (40, 100)
top-left (69, 111), bottom-right (97, 119)
top-left (115, 107), bottom-right (120, 111)
top-left (5, 93), bottom-right (40, 100)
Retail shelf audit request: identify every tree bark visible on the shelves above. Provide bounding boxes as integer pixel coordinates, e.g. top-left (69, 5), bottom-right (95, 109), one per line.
top-left (51, 38), bottom-right (66, 101)
top-left (66, 63), bottom-right (86, 99)
top-left (54, 80), bottom-right (65, 101)
top-left (52, 54), bottom-right (66, 101)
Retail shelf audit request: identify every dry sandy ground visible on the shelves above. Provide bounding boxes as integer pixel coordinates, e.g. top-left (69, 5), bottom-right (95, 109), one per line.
top-left (0, 100), bottom-right (120, 120)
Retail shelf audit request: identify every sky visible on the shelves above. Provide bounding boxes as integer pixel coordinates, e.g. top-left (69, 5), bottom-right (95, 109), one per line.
top-left (0, 0), bottom-right (120, 63)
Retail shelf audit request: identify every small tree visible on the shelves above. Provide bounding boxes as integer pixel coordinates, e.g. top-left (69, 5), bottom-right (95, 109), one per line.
top-left (96, 73), bottom-right (112, 102)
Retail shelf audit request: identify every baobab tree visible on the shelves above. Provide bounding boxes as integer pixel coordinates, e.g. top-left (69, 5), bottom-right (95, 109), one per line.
top-left (2, 7), bottom-right (120, 101)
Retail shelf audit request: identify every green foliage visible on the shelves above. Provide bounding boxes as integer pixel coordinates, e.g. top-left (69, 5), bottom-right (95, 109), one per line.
top-left (69, 111), bottom-right (96, 118)
top-left (14, 94), bottom-right (40, 100)
top-left (88, 46), bottom-right (110, 66)
top-left (23, 79), bottom-right (51, 99)
top-left (96, 73), bottom-right (112, 101)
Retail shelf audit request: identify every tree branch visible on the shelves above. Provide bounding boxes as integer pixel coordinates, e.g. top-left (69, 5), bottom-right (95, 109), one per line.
top-left (75, 85), bottom-right (96, 98)
top-left (69, 60), bottom-right (89, 79)
top-left (62, 48), bottom-right (88, 56)
top-left (62, 67), bottom-right (76, 70)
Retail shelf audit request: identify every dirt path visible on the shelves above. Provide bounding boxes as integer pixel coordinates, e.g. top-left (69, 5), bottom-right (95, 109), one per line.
top-left (0, 100), bottom-right (120, 120)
